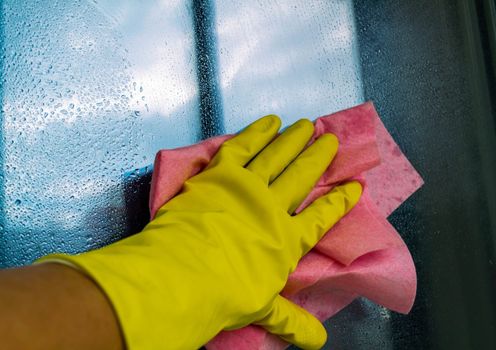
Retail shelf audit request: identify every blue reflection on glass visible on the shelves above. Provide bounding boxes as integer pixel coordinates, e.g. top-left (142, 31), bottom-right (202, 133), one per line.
top-left (0, 0), bottom-right (200, 267)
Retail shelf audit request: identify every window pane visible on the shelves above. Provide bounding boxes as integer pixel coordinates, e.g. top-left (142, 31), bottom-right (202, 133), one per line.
top-left (0, 0), bottom-right (199, 266)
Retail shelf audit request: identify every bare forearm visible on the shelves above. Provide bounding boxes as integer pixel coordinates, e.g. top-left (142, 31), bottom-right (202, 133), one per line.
top-left (0, 263), bottom-right (124, 350)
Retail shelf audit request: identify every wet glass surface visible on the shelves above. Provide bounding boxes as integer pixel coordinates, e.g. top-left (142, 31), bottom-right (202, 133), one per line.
top-left (0, 0), bottom-right (200, 266)
top-left (1, 0), bottom-right (495, 349)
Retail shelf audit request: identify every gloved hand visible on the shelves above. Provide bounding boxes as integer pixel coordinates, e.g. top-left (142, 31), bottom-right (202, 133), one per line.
top-left (36, 115), bottom-right (362, 350)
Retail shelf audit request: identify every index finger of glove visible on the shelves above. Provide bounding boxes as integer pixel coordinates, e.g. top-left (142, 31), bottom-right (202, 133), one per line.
top-left (211, 115), bottom-right (281, 167)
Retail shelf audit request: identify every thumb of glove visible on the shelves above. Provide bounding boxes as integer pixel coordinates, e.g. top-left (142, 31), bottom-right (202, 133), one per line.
top-left (254, 295), bottom-right (327, 350)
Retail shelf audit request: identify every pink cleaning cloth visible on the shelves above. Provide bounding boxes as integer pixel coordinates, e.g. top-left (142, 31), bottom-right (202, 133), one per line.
top-left (149, 102), bottom-right (423, 350)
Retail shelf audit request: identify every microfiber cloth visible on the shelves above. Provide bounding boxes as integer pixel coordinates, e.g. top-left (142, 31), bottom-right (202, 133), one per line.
top-left (149, 102), bottom-right (423, 350)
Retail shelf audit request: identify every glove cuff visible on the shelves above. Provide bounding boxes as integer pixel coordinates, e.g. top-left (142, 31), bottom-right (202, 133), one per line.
top-left (35, 242), bottom-right (223, 350)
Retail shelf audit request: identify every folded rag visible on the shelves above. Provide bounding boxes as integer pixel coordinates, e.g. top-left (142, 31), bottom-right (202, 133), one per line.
top-left (149, 102), bottom-right (423, 350)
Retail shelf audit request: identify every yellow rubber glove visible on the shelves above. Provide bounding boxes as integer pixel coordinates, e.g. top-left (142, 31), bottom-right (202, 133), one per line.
top-left (36, 115), bottom-right (362, 350)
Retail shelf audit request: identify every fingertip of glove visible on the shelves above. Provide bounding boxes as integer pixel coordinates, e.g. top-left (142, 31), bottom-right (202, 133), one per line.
top-left (294, 118), bottom-right (314, 132)
top-left (258, 114), bottom-right (281, 131)
top-left (337, 180), bottom-right (363, 211)
top-left (318, 133), bottom-right (339, 149)
top-left (300, 319), bottom-right (328, 350)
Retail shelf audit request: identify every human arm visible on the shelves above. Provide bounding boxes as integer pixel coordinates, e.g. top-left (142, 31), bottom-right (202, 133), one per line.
top-left (0, 262), bottom-right (124, 350)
